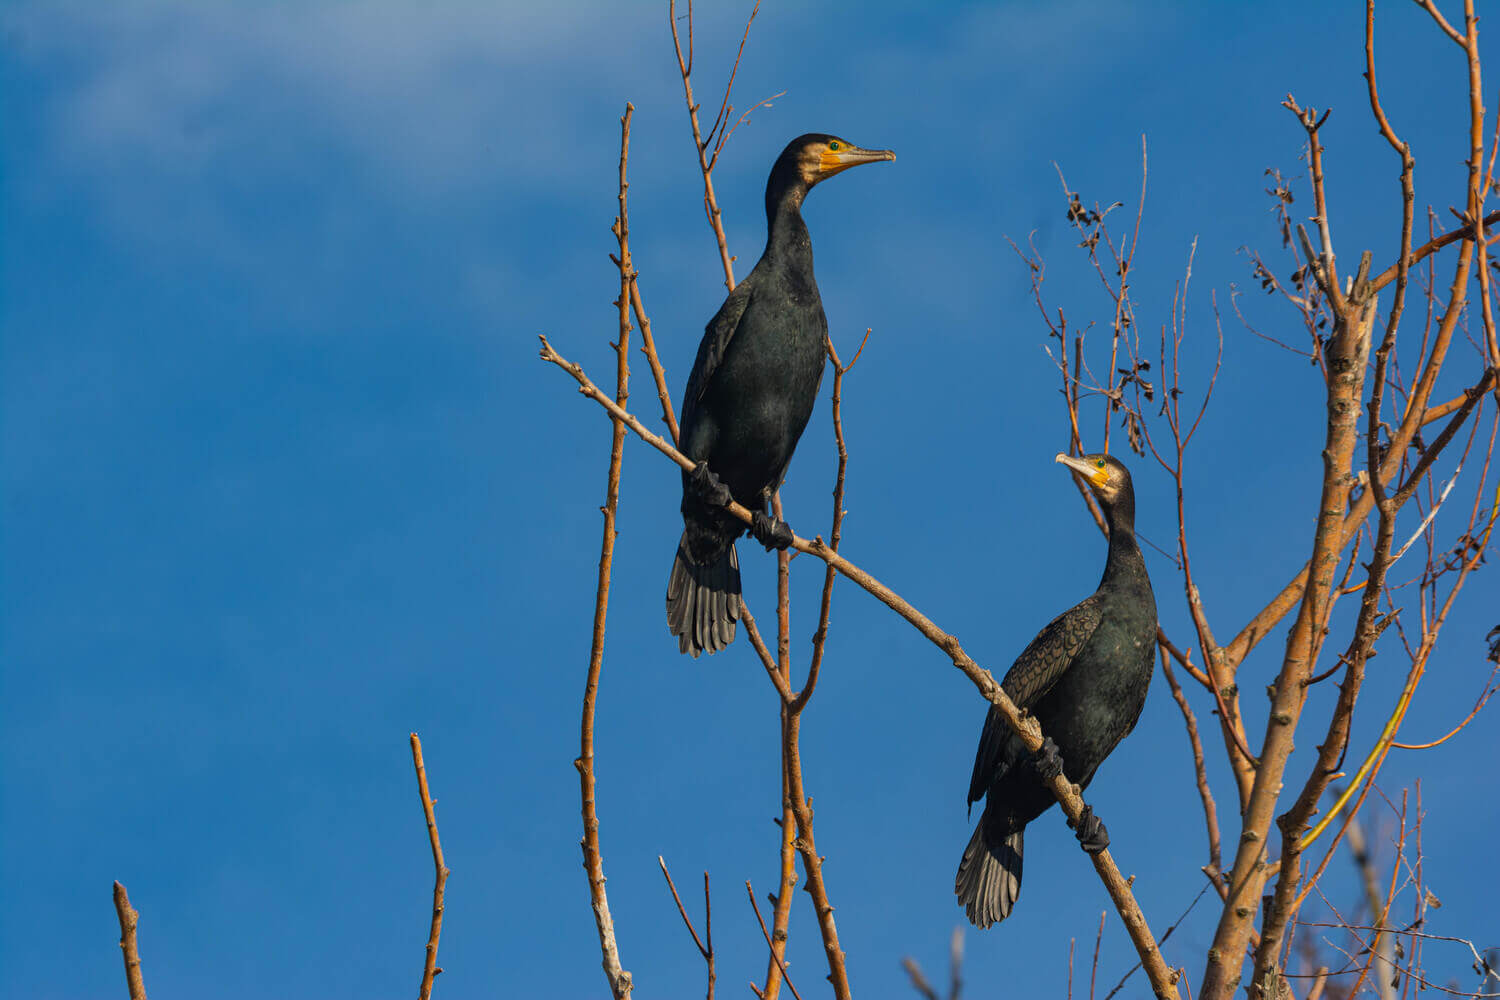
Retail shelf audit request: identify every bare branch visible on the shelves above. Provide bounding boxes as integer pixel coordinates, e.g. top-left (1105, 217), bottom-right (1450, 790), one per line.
top-left (1160, 647), bottom-right (1222, 876)
top-left (537, 335), bottom-right (1183, 999)
top-left (112, 881), bottom-right (148, 1000)
top-left (574, 105), bottom-right (638, 1000)
top-left (668, 0), bottom-right (746, 291)
top-left (748, 880), bottom-right (803, 1000)
top-left (410, 734), bottom-right (449, 1000)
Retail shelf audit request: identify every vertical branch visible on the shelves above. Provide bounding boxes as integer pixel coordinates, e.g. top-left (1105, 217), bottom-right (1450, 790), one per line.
top-left (1461, 0), bottom-right (1500, 382)
top-left (1206, 97), bottom-right (1377, 1000)
top-left (576, 104), bottom-right (638, 1000)
top-left (766, 332), bottom-right (863, 999)
top-left (783, 721), bottom-right (851, 999)
top-left (411, 734), bottom-right (449, 1000)
top-left (764, 490), bottom-right (798, 1000)
top-left (112, 881), bottom-right (148, 1000)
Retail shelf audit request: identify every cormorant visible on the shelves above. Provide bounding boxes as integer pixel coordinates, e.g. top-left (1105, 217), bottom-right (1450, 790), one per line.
top-left (955, 453), bottom-right (1157, 928)
top-left (667, 133), bottom-right (895, 658)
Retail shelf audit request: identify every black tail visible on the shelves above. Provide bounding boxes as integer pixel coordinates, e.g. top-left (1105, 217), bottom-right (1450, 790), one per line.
top-left (955, 821), bottom-right (1023, 929)
top-left (666, 536), bottom-right (742, 658)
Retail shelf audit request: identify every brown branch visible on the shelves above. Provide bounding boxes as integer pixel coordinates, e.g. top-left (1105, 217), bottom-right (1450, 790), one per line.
top-left (748, 880), bottom-right (803, 1000)
top-left (112, 881), bottom-right (148, 1000)
top-left (793, 333), bottom-right (858, 714)
top-left (783, 705), bottom-right (851, 998)
top-left (537, 335), bottom-right (1182, 1000)
top-left (1160, 647), bottom-right (1222, 877)
top-left (764, 499), bottom-right (799, 1000)
top-left (668, 0), bottom-right (742, 291)
top-left (575, 105), bottom-right (637, 1000)
top-left (1102, 883), bottom-right (1213, 1000)
top-left (627, 282), bottom-right (679, 445)
top-left (1207, 177), bottom-right (1380, 998)
top-left (1369, 209), bottom-right (1500, 292)
top-left (902, 958), bottom-right (941, 1000)
top-left (1250, 36), bottom-right (1420, 976)
top-left (659, 859), bottom-right (715, 1000)
top-left (1090, 911), bottom-right (1106, 1000)
top-left (1292, 433), bottom-right (1496, 904)
top-left (410, 734), bottom-right (449, 1000)
top-left (1414, 0), bottom-right (1466, 46)
top-left (1462, 0), bottom-right (1500, 384)
top-left (1390, 658), bottom-right (1500, 747)
top-left (765, 333), bottom-right (861, 998)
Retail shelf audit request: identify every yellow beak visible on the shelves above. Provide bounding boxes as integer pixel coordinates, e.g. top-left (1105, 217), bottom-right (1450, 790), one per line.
top-left (1056, 452), bottom-right (1108, 487)
top-left (818, 144), bottom-right (897, 178)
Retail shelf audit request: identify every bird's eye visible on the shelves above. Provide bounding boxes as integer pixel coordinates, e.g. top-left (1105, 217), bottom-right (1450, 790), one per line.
top-left (828, 141), bottom-right (841, 151)
top-left (1095, 459), bottom-right (1106, 469)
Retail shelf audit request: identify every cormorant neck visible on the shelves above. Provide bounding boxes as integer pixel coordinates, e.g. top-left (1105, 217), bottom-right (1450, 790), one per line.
top-left (763, 150), bottom-right (814, 262)
top-left (1100, 493), bottom-right (1145, 586)
top-left (765, 180), bottom-right (811, 260)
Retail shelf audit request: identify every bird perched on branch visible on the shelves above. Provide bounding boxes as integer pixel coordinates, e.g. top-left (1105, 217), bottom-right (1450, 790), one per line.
top-left (956, 453), bottom-right (1157, 928)
top-left (667, 133), bottom-right (895, 658)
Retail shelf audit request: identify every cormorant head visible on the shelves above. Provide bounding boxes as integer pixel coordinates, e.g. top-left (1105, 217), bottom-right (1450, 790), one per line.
top-left (767, 133), bottom-right (895, 208)
top-left (1056, 452), bottom-right (1135, 525)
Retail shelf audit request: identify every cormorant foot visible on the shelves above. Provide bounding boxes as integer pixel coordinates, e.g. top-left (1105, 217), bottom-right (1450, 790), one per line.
top-left (1068, 805), bottom-right (1110, 854)
top-left (689, 462), bottom-right (733, 508)
top-left (1031, 737), bottom-right (1065, 782)
top-left (750, 511), bottom-right (795, 551)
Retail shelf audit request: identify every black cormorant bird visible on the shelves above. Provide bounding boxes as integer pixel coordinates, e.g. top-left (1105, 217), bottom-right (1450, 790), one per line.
top-left (955, 453), bottom-right (1157, 928)
top-left (667, 133), bottom-right (895, 657)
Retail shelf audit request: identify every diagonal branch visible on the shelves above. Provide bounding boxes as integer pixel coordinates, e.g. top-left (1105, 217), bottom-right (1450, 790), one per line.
top-left (538, 334), bottom-right (1183, 1000)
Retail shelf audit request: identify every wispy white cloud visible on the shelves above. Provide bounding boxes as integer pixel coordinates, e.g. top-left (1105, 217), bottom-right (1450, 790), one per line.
top-left (4, 0), bottom-right (653, 198)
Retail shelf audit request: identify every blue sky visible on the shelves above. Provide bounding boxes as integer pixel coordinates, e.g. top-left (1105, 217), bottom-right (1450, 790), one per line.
top-left (3, 2), bottom-right (1497, 998)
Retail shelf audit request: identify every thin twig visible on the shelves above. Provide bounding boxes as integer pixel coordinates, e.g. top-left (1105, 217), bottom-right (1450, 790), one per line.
top-left (668, 0), bottom-right (745, 291)
top-left (902, 958), bottom-right (940, 1000)
top-left (748, 880), bottom-right (803, 1000)
top-left (1091, 912), bottom-right (1107, 1000)
top-left (658, 858), bottom-right (715, 1000)
top-left (410, 734), bottom-right (449, 1000)
top-left (1160, 648), bottom-right (1222, 875)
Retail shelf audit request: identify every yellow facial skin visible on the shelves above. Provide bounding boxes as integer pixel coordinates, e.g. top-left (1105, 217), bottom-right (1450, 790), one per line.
top-left (802, 138), bottom-right (897, 185)
top-left (1055, 452), bottom-right (1113, 490)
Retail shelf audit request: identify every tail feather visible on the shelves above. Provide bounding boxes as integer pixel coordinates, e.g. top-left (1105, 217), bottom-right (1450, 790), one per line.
top-left (666, 538), bottom-right (742, 657)
top-left (955, 822), bottom-right (1023, 929)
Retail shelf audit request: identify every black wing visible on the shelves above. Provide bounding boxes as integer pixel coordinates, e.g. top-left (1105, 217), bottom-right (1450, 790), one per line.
top-left (966, 595), bottom-right (1104, 806)
top-left (681, 276), bottom-right (755, 422)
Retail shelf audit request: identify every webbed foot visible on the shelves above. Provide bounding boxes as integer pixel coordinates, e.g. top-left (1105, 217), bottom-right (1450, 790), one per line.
top-left (689, 462), bottom-right (733, 508)
top-left (1068, 804), bottom-right (1110, 854)
top-left (750, 511), bottom-right (795, 551)
top-left (1031, 737), bottom-right (1065, 782)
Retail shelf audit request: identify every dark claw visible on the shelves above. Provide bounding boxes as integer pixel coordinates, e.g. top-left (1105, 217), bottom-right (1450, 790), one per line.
top-left (690, 462), bottom-right (733, 508)
top-left (750, 511), bottom-right (795, 551)
top-left (1031, 737), bottom-right (1065, 781)
top-left (1068, 804), bottom-right (1110, 854)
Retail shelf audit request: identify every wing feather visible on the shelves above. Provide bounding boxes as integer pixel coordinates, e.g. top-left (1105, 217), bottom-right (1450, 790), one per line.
top-left (965, 595), bottom-right (1104, 806)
